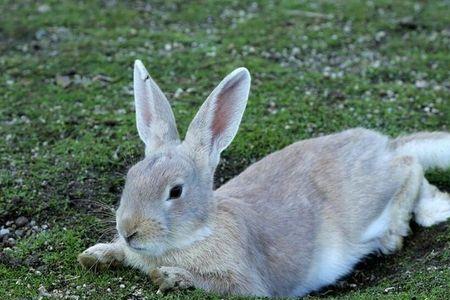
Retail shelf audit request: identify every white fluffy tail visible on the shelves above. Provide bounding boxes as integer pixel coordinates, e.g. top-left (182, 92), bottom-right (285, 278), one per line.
top-left (393, 132), bottom-right (450, 171)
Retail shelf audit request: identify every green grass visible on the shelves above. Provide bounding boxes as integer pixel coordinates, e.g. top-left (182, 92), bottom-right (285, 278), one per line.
top-left (1, 0), bottom-right (449, 299)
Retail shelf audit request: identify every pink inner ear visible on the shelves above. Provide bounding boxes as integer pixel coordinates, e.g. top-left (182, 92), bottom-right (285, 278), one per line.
top-left (211, 78), bottom-right (241, 140)
top-left (139, 85), bottom-right (153, 126)
top-left (141, 105), bottom-right (152, 126)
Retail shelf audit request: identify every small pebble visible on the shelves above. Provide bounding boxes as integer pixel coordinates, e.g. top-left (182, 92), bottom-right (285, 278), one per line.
top-left (415, 80), bottom-right (428, 88)
top-left (0, 228), bottom-right (10, 237)
top-left (38, 285), bottom-right (51, 297)
top-left (15, 216), bottom-right (29, 227)
top-left (37, 4), bottom-right (51, 13)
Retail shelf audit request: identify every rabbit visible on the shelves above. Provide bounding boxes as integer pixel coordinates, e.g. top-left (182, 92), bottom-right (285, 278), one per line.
top-left (78, 60), bottom-right (450, 297)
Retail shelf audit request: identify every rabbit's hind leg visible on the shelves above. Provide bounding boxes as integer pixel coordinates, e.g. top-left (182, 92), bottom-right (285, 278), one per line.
top-left (378, 156), bottom-right (423, 254)
top-left (78, 241), bottom-right (125, 271)
top-left (414, 178), bottom-right (450, 227)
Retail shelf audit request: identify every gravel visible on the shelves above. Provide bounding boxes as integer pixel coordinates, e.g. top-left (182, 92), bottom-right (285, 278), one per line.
top-left (0, 217), bottom-right (50, 247)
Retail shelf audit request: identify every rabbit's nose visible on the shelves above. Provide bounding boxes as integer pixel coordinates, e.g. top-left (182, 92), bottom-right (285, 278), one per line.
top-left (124, 231), bottom-right (138, 244)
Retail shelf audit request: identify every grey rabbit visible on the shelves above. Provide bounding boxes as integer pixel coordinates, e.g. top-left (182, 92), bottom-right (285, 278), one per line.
top-left (78, 60), bottom-right (450, 297)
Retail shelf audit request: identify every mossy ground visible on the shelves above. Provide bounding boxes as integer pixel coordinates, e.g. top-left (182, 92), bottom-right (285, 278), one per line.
top-left (1, 0), bottom-right (449, 299)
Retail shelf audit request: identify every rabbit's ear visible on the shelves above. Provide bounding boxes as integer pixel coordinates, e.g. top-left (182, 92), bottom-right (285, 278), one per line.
top-left (184, 67), bottom-right (250, 168)
top-left (134, 60), bottom-right (180, 154)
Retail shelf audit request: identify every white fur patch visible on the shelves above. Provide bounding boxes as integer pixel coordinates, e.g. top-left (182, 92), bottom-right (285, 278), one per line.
top-left (174, 226), bottom-right (212, 249)
top-left (297, 231), bottom-right (371, 296)
top-left (361, 203), bottom-right (391, 242)
top-left (397, 138), bottom-right (450, 170)
top-left (415, 193), bottom-right (450, 227)
top-left (296, 207), bottom-right (395, 297)
top-left (414, 178), bottom-right (450, 227)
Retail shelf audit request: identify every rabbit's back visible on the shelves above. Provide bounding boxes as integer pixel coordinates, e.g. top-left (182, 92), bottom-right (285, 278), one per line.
top-left (218, 128), bottom-right (399, 231)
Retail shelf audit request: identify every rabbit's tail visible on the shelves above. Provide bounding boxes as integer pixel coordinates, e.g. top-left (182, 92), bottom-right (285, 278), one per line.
top-left (392, 132), bottom-right (450, 171)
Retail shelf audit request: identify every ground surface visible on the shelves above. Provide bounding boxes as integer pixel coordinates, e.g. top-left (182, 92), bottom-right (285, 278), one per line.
top-left (1, 0), bottom-right (449, 299)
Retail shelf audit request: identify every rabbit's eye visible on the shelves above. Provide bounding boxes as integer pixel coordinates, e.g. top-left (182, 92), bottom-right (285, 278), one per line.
top-left (168, 185), bottom-right (183, 200)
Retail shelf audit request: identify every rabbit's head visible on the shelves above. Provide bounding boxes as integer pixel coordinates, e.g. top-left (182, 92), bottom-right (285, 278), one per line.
top-left (116, 60), bottom-right (251, 256)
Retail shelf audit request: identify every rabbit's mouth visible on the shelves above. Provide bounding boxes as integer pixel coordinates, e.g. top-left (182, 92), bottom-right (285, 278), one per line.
top-left (127, 240), bottom-right (169, 257)
top-left (127, 244), bottom-right (146, 252)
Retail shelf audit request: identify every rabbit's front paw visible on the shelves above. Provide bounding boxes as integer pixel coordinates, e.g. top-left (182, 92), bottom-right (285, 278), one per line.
top-left (150, 266), bottom-right (195, 293)
top-left (78, 243), bottom-right (124, 272)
